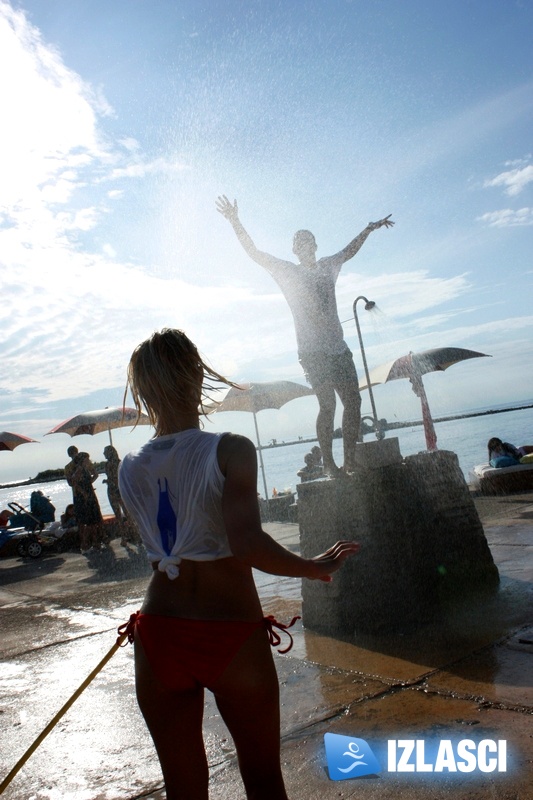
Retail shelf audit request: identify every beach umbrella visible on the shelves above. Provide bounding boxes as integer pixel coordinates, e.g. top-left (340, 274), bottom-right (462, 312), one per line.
top-left (210, 381), bottom-right (315, 500)
top-left (0, 432), bottom-right (39, 452)
top-left (46, 407), bottom-right (151, 446)
top-left (359, 348), bottom-right (491, 451)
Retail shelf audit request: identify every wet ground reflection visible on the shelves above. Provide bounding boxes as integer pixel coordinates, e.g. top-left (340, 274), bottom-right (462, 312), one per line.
top-left (0, 508), bottom-right (532, 798)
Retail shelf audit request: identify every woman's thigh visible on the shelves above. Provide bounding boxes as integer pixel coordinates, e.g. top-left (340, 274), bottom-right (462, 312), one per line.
top-left (212, 627), bottom-right (288, 799)
top-left (134, 635), bottom-right (209, 800)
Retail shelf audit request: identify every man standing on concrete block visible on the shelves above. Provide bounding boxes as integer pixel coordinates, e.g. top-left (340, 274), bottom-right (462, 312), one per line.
top-left (216, 195), bottom-right (394, 476)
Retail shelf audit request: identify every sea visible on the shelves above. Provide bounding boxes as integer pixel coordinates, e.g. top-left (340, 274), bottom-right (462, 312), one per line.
top-left (0, 403), bottom-right (531, 514)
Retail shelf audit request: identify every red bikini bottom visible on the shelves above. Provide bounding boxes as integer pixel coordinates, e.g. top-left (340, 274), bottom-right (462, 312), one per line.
top-left (117, 612), bottom-right (300, 692)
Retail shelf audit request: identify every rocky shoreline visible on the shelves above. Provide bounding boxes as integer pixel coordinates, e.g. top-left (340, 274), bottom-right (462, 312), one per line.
top-left (0, 474), bottom-right (66, 491)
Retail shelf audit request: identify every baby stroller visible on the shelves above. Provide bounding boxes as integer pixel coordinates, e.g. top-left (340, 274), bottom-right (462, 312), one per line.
top-left (3, 503), bottom-right (44, 558)
top-left (0, 526), bottom-right (43, 559)
top-left (6, 501), bottom-right (73, 554)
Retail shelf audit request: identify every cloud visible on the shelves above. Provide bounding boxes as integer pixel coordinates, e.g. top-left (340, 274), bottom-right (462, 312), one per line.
top-left (504, 155), bottom-right (532, 168)
top-left (336, 270), bottom-right (471, 320)
top-left (108, 157), bottom-right (189, 181)
top-left (0, 3), bottom-right (111, 212)
top-left (478, 158), bottom-right (533, 226)
top-left (0, 2), bottom-right (200, 410)
top-left (477, 208), bottom-right (533, 227)
top-left (102, 243), bottom-right (117, 258)
top-left (0, 2), bottom-right (186, 237)
top-left (483, 163), bottom-right (533, 196)
top-left (118, 137), bottom-right (141, 152)
top-left (2, 0), bottom-right (529, 446)
top-left (2, 0), bottom-right (476, 416)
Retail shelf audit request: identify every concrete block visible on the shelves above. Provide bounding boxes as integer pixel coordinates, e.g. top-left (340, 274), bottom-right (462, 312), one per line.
top-left (355, 436), bottom-right (403, 468)
top-left (298, 448), bottom-right (499, 636)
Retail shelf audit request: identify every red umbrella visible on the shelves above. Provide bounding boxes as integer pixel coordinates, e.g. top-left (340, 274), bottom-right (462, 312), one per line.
top-left (0, 431), bottom-right (39, 452)
top-left (359, 348), bottom-right (491, 451)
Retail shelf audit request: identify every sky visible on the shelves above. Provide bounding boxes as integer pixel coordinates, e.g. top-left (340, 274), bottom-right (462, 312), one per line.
top-left (1, 0), bottom-right (532, 483)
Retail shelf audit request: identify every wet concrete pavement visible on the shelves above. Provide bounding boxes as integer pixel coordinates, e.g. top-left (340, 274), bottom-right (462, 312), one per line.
top-left (0, 492), bottom-right (532, 799)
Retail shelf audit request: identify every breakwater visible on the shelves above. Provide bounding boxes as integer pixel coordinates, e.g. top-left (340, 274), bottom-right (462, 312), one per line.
top-left (259, 402), bottom-right (533, 450)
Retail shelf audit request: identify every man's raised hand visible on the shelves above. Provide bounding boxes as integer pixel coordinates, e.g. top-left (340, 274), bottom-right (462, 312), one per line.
top-left (216, 195), bottom-right (239, 222)
top-left (368, 214), bottom-right (394, 231)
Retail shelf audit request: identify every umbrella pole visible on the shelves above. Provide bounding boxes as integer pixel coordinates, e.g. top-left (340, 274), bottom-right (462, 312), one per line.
top-left (407, 356), bottom-right (438, 452)
top-left (108, 427), bottom-right (113, 446)
top-left (416, 379), bottom-right (438, 451)
top-left (252, 412), bottom-right (270, 503)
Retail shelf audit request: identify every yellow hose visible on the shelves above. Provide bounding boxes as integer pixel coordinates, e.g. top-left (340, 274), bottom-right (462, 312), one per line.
top-left (0, 633), bottom-right (126, 795)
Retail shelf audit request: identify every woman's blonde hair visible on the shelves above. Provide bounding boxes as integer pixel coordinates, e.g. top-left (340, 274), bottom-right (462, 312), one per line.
top-left (125, 328), bottom-right (235, 435)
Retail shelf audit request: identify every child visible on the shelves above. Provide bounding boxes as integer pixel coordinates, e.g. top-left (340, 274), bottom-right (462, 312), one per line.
top-left (487, 437), bottom-right (521, 468)
top-left (118, 328), bottom-right (359, 800)
top-left (60, 504), bottom-right (78, 530)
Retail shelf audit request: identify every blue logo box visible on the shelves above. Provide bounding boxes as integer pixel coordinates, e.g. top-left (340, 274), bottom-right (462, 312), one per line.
top-left (324, 733), bottom-right (381, 780)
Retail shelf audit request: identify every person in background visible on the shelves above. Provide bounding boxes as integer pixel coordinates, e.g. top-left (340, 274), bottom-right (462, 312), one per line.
top-left (297, 452), bottom-right (324, 483)
top-left (0, 509), bottom-right (13, 528)
top-left (117, 327), bottom-right (360, 800)
top-left (30, 490), bottom-right (56, 525)
top-left (487, 437), bottom-right (521, 468)
top-left (48, 503), bottom-right (78, 548)
top-left (60, 504), bottom-right (78, 530)
top-left (70, 451), bottom-right (104, 552)
top-left (64, 445), bottom-right (79, 489)
top-left (103, 445), bottom-right (137, 546)
top-left (310, 445), bottom-right (323, 466)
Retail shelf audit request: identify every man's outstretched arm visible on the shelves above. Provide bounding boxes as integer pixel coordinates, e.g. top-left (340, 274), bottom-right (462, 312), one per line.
top-left (216, 195), bottom-right (285, 269)
top-left (334, 214), bottom-right (394, 264)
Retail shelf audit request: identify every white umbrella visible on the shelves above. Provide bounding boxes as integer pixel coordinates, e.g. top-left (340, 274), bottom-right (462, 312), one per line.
top-left (46, 407), bottom-right (151, 445)
top-left (210, 381), bottom-right (315, 500)
top-left (359, 348), bottom-right (490, 451)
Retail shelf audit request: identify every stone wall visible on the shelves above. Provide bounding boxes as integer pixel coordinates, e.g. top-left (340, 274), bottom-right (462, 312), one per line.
top-left (297, 443), bottom-right (499, 636)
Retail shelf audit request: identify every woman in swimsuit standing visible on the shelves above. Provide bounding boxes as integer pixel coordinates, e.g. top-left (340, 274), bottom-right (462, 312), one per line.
top-left (118, 328), bottom-right (360, 800)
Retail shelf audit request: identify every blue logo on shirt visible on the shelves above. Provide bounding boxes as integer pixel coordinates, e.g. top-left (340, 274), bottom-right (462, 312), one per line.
top-left (324, 733), bottom-right (381, 780)
top-left (156, 477), bottom-right (177, 555)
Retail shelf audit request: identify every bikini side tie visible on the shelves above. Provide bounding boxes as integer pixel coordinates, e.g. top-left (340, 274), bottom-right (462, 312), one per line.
top-left (263, 615), bottom-right (301, 654)
top-left (117, 611), bottom-right (140, 646)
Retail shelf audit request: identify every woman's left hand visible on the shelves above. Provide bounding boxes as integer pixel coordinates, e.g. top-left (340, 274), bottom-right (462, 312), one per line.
top-left (310, 540), bottom-right (361, 582)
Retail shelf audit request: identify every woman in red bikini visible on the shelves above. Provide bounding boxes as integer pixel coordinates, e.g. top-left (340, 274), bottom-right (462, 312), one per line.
top-left (118, 328), bottom-right (360, 800)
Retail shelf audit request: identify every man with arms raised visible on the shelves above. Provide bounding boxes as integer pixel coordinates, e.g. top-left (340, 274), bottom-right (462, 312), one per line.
top-left (216, 195), bottom-right (394, 475)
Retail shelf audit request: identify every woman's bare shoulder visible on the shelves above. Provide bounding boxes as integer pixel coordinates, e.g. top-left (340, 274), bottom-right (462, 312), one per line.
top-left (217, 433), bottom-right (256, 474)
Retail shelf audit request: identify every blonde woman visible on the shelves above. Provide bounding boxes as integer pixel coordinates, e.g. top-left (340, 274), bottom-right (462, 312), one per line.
top-left (118, 328), bottom-right (359, 800)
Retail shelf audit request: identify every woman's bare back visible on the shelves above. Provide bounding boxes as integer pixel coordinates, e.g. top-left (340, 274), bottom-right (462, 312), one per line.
top-left (141, 556), bottom-right (264, 621)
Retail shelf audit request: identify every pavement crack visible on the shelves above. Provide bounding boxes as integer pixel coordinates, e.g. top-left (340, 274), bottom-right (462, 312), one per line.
top-left (419, 684), bottom-right (533, 715)
top-left (127, 784), bottom-right (165, 799)
top-left (280, 682), bottom-right (423, 743)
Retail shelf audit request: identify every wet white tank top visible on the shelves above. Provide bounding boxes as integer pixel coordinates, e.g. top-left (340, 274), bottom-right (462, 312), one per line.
top-left (118, 429), bottom-right (231, 579)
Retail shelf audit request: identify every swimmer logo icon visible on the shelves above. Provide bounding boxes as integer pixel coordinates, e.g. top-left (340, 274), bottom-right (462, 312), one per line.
top-left (324, 733), bottom-right (381, 780)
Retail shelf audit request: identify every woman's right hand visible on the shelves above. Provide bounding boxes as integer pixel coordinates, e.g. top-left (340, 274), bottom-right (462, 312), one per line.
top-left (309, 541), bottom-right (360, 582)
